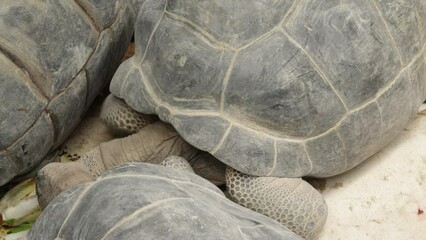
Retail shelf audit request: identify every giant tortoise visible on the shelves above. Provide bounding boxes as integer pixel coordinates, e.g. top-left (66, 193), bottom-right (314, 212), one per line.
top-left (111, 0), bottom-right (426, 179)
top-left (36, 0), bottom-right (426, 239)
top-left (0, 0), bottom-right (136, 186)
top-left (108, 0), bottom-right (424, 230)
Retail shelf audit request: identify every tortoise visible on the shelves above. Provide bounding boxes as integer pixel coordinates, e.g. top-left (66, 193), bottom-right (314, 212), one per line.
top-left (110, 0), bottom-right (426, 179)
top-left (0, 0), bottom-right (136, 186)
top-left (36, 0), bottom-right (426, 238)
top-left (30, 161), bottom-right (303, 240)
top-left (36, 96), bottom-right (328, 239)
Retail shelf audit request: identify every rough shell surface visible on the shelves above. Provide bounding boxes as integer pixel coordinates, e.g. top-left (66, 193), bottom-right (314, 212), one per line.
top-left (130, 0), bottom-right (147, 14)
top-left (111, 0), bottom-right (426, 178)
top-left (0, 0), bottom-right (135, 185)
top-left (28, 163), bottom-right (302, 240)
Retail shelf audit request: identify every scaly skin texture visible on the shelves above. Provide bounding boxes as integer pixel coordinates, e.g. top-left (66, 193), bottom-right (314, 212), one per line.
top-left (226, 167), bottom-right (327, 240)
top-left (100, 94), bottom-right (158, 137)
top-left (160, 155), bottom-right (194, 173)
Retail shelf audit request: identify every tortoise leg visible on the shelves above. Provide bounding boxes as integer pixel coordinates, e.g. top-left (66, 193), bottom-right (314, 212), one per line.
top-left (100, 94), bottom-right (157, 137)
top-left (101, 94), bottom-right (226, 185)
top-left (37, 95), bottom-right (226, 208)
top-left (36, 122), bottom-right (199, 208)
top-left (225, 167), bottom-right (327, 240)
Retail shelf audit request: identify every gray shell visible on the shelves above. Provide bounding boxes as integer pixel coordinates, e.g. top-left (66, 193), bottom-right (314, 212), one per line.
top-left (28, 163), bottom-right (301, 240)
top-left (111, 0), bottom-right (426, 178)
top-left (0, 0), bottom-right (135, 185)
top-left (130, 0), bottom-right (147, 14)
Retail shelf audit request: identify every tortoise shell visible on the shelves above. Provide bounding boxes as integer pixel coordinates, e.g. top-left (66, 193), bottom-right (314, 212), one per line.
top-left (28, 163), bottom-right (301, 239)
top-left (0, 0), bottom-right (135, 185)
top-left (111, 0), bottom-right (426, 177)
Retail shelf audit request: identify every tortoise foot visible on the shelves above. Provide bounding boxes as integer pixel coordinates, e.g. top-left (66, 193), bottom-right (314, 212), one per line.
top-left (226, 167), bottom-right (327, 240)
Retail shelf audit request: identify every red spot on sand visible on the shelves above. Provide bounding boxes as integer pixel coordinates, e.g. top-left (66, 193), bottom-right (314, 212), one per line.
top-left (418, 208), bottom-right (424, 215)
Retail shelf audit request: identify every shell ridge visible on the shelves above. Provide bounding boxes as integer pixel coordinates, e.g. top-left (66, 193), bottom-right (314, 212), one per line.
top-left (278, 28), bottom-right (349, 112)
top-left (369, 0), bottom-right (404, 64)
top-left (56, 182), bottom-right (96, 238)
top-left (72, 0), bottom-right (102, 32)
top-left (100, 197), bottom-right (192, 240)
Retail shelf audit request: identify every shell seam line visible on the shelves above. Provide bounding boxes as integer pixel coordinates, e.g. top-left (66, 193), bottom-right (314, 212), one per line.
top-left (279, 0), bottom-right (303, 26)
top-left (73, 0), bottom-right (101, 32)
top-left (79, 1), bottom-right (124, 69)
top-left (164, 11), bottom-right (236, 50)
top-left (334, 129), bottom-right (349, 171)
top-left (266, 140), bottom-right (278, 176)
top-left (43, 109), bottom-right (57, 153)
top-left (125, 4), bottom-right (166, 105)
top-left (50, 9), bottom-right (116, 112)
top-left (118, 62), bottom-right (135, 100)
top-left (374, 41), bottom-right (426, 100)
top-left (100, 197), bottom-right (192, 240)
top-left (302, 142), bottom-right (314, 175)
top-left (279, 28), bottom-right (350, 112)
top-left (237, 28), bottom-right (278, 52)
top-left (0, 38), bottom-right (50, 100)
top-left (100, 174), bottom-right (225, 197)
top-left (238, 0), bottom-right (301, 52)
top-left (50, 39), bottom-right (97, 100)
top-left (137, 66), bottom-right (163, 111)
top-left (4, 110), bottom-right (45, 151)
top-left (238, 1), bottom-right (302, 51)
top-left (0, 43), bottom-right (53, 153)
top-left (220, 52), bottom-right (238, 112)
top-left (298, 40), bottom-right (426, 144)
top-left (140, 3), bottom-right (167, 64)
top-left (100, 2), bottom-right (122, 31)
top-left (56, 182), bottom-right (96, 237)
top-left (237, 226), bottom-right (250, 240)
top-left (370, 0), bottom-right (404, 65)
top-left (211, 124), bottom-right (233, 154)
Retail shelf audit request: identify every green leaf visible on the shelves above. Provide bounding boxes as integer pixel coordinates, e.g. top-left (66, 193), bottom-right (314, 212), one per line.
top-left (8, 221), bottom-right (34, 234)
top-left (3, 219), bottom-right (15, 226)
